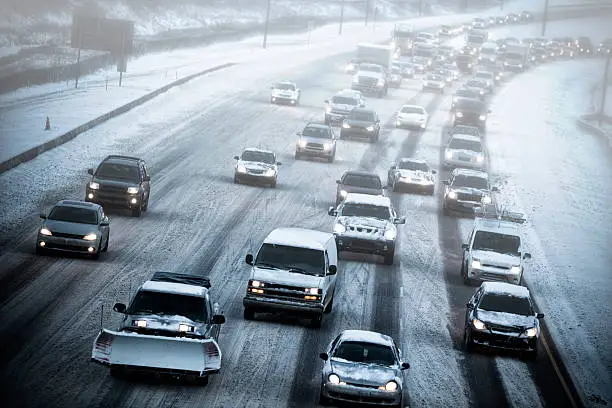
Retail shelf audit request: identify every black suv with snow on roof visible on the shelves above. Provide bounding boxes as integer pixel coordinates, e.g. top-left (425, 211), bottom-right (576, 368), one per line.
top-left (85, 155), bottom-right (151, 217)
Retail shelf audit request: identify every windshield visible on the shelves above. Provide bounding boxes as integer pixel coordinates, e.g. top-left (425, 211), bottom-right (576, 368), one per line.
top-left (505, 53), bottom-right (522, 59)
top-left (479, 293), bottom-right (532, 316)
top-left (456, 99), bottom-right (485, 111)
top-left (302, 126), bottom-right (332, 139)
top-left (129, 291), bottom-right (207, 322)
top-left (349, 111), bottom-right (375, 121)
top-left (448, 138), bottom-right (482, 152)
top-left (48, 206), bottom-right (98, 225)
top-left (401, 106), bottom-right (424, 114)
top-left (414, 49), bottom-right (435, 58)
top-left (96, 163), bottom-right (139, 181)
top-left (480, 48), bottom-right (496, 54)
top-left (274, 83), bottom-right (295, 91)
top-left (343, 174), bottom-right (381, 189)
top-left (341, 203), bottom-right (390, 219)
top-left (452, 175), bottom-right (488, 189)
top-left (360, 64), bottom-right (382, 73)
top-left (241, 150), bottom-right (275, 164)
top-left (475, 73), bottom-right (492, 79)
top-left (333, 341), bottom-right (396, 366)
top-left (452, 126), bottom-right (479, 136)
top-left (332, 96), bottom-right (358, 105)
top-left (255, 243), bottom-right (325, 276)
top-left (473, 231), bottom-right (520, 255)
top-left (398, 161), bottom-right (429, 171)
top-left (468, 35), bottom-right (485, 44)
top-left (456, 90), bottom-right (477, 98)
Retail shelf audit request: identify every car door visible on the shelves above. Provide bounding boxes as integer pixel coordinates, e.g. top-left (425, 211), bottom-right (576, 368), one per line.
top-left (99, 208), bottom-right (110, 245)
top-left (140, 162), bottom-right (150, 201)
top-left (323, 251), bottom-right (336, 301)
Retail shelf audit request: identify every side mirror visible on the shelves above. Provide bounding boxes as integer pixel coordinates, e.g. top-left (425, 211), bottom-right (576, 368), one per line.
top-left (394, 217), bottom-right (406, 224)
top-left (466, 302), bottom-right (474, 309)
top-left (277, 162), bottom-right (282, 166)
top-left (245, 254), bottom-right (254, 265)
top-left (491, 186), bottom-right (499, 192)
top-left (328, 265), bottom-right (337, 275)
top-left (211, 314), bottom-right (226, 325)
top-left (536, 313), bottom-right (544, 319)
top-left (113, 303), bottom-right (127, 313)
top-left (401, 362), bottom-right (410, 370)
top-left (233, 155), bottom-right (239, 160)
top-left (523, 252), bottom-right (532, 259)
top-left (336, 180), bottom-right (341, 184)
top-left (461, 243), bottom-right (469, 250)
top-left (324, 99), bottom-right (330, 104)
top-left (144, 175), bottom-right (151, 182)
top-left (443, 180), bottom-right (450, 185)
top-left (431, 169), bottom-right (437, 174)
top-left (100, 217), bottom-right (110, 226)
top-left (39, 211), bottom-right (47, 219)
top-left (319, 352), bottom-right (329, 360)
top-left (87, 168), bottom-right (94, 175)
top-left (328, 207), bottom-right (337, 216)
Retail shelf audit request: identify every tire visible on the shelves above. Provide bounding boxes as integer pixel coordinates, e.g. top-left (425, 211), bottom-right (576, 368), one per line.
top-left (428, 186), bottom-right (435, 195)
top-left (319, 386), bottom-right (331, 406)
top-left (234, 174), bottom-right (240, 184)
top-left (463, 328), bottom-right (474, 352)
top-left (131, 205), bottom-right (142, 217)
top-left (270, 179), bottom-right (277, 188)
top-left (35, 245), bottom-right (45, 255)
top-left (243, 307), bottom-right (255, 320)
top-left (324, 294), bottom-right (334, 313)
top-left (443, 205), bottom-right (450, 216)
top-left (142, 197), bottom-right (149, 212)
top-left (392, 182), bottom-right (398, 192)
top-left (327, 154), bottom-right (334, 163)
top-left (310, 314), bottom-right (322, 328)
top-left (103, 237), bottom-right (109, 252)
top-left (383, 249), bottom-right (395, 265)
top-left (524, 347), bottom-right (538, 361)
top-left (91, 249), bottom-right (101, 260)
top-left (463, 265), bottom-right (473, 285)
top-left (295, 152), bottom-right (301, 160)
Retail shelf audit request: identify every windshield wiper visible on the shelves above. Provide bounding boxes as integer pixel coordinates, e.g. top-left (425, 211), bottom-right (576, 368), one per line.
top-left (255, 262), bottom-right (281, 269)
top-left (287, 267), bottom-right (312, 275)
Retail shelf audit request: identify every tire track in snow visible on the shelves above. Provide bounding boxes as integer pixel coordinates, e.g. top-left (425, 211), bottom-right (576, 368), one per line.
top-left (495, 357), bottom-right (544, 408)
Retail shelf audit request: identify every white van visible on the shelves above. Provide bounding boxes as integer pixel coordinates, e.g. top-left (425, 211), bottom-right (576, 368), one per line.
top-left (243, 228), bottom-right (338, 328)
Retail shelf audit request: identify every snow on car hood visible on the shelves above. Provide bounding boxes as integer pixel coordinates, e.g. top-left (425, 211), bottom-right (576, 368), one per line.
top-left (43, 219), bottom-right (98, 236)
top-left (338, 216), bottom-right (389, 230)
top-left (471, 250), bottom-right (519, 267)
top-left (356, 70), bottom-right (383, 79)
top-left (340, 185), bottom-right (383, 195)
top-left (397, 112), bottom-right (424, 121)
top-left (330, 104), bottom-right (357, 112)
top-left (397, 169), bottom-right (432, 179)
top-left (125, 314), bottom-right (206, 336)
top-left (239, 160), bottom-right (275, 171)
top-left (476, 310), bottom-right (535, 330)
top-left (251, 267), bottom-right (323, 288)
top-left (330, 358), bottom-right (396, 387)
top-left (450, 186), bottom-right (486, 195)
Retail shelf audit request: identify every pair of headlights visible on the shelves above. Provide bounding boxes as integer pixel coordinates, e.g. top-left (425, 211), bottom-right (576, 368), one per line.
top-left (471, 259), bottom-right (520, 274)
top-left (89, 182), bottom-right (139, 194)
top-left (472, 318), bottom-right (537, 337)
top-left (328, 374), bottom-right (398, 391)
top-left (342, 123), bottom-right (374, 131)
top-left (39, 228), bottom-right (97, 241)
top-left (333, 223), bottom-right (396, 240)
top-left (446, 191), bottom-right (490, 203)
top-left (236, 165), bottom-right (276, 177)
top-left (454, 112), bottom-right (485, 119)
top-left (132, 320), bottom-right (194, 332)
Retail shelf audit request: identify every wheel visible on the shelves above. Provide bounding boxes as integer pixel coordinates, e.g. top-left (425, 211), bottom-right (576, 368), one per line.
top-left (103, 237), bottom-right (109, 252)
top-left (383, 249), bottom-right (395, 265)
top-left (428, 186), bottom-right (434, 195)
top-left (295, 98), bottom-right (300, 106)
top-left (270, 179), bottom-right (277, 188)
top-left (324, 116), bottom-right (330, 125)
top-left (392, 181), bottom-right (398, 192)
top-left (243, 307), bottom-right (255, 320)
top-left (460, 258), bottom-right (466, 276)
top-left (463, 265), bottom-right (473, 285)
top-left (310, 314), bottom-right (322, 328)
top-left (234, 174), bottom-right (240, 184)
top-left (295, 152), bottom-right (301, 160)
top-left (323, 295), bottom-right (334, 313)
top-left (131, 205), bottom-right (142, 217)
top-left (319, 386), bottom-right (331, 406)
top-left (463, 328), bottom-right (474, 351)
top-left (523, 347), bottom-right (538, 361)
top-left (142, 197), bottom-right (149, 212)
top-left (91, 249), bottom-right (101, 260)
top-left (443, 204), bottom-right (450, 216)
top-left (327, 154), bottom-right (334, 163)
top-left (35, 245), bottom-right (45, 255)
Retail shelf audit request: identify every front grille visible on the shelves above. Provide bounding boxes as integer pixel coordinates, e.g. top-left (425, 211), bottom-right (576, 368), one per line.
top-left (52, 232), bottom-right (85, 239)
top-left (99, 184), bottom-right (127, 194)
top-left (331, 109), bottom-right (350, 115)
top-left (345, 382), bottom-right (380, 389)
top-left (487, 324), bottom-right (520, 334)
top-left (456, 192), bottom-right (481, 202)
top-left (248, 169), bottom-right (264, 175)
top-left (482, 263), bottom-right (510, 270)
top-left (257, 283), bottom-right (313, 301)
top-left (347, 225), bottom-right (379, 234)
top-left (358, 76), bottom-right (377, 85)
top-left (480, 272), bottom-right (508, 282)
top-left (306, 143), bottom-right (324, 150)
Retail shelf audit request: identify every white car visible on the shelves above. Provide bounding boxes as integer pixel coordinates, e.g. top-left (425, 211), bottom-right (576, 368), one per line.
top-left (443, 134), bottom-right (485, 170)
top-left (395, 105), bottom-right (429, 129)
top-left (233, 148), bottom-right (281, 188)
top-left (473, 71), bottom-right (495, 91)
top-left (387, 158), bottom-right (436, 194)
top-left (270, 81), bottom-right (300, 105)
top-left (422, 74), bottom-right (446, 93)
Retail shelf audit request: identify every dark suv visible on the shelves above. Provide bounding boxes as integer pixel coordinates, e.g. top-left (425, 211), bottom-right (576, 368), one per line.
top-left (336, 170), bottom-right (385, 205)
top-left (452, 98), bottom-right (491, 131)
top-left (340, 109), bottom-right (381, 143)
top-left (86, 155), bottom-right (151, 217)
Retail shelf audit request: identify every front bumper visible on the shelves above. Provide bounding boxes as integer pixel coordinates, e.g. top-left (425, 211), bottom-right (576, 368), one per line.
top-left (86, 189), bottom-right (140, 209)
top-left (471, 329), bottom-right (537, 352)
top-left (243, 295), bottom-right (323, 315)
top-left (396, 118), bottom-right (426, 129)
top-left (444, 198), bottom-right (482, 214)
top-left (394, 178), bottom-right (434, 192)
top-left (341, 126), bottom-right (377, 138)
top-left (321, 381), bottom-right (401, 406)
top-left (468, 266), bottom-right (521, 284)
top-left (235, 171), bottom-right (276, 184)
top-left (296, 145), bottom-right (334, 158)
top-left (351, 83), bottom-right (384, 93)
top-left (37, 234), bottom-right (99, 254)
top-left (335, 235), bottom-right (394, 255)
top-left (422, 84), bottom-right (444, 91)
top-left (443, 156), bottom-right (485, 170)
top-left (326, 113), bottom-right (350, 123)
top-left (271, 95), bottom-right (298, 104)
top-left (92, 360), bottom-right (218, 378)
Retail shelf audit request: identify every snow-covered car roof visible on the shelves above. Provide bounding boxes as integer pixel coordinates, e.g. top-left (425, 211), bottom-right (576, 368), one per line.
top-left (449, 134), bottom-right (481, 143)
top-left (474, 218), bottom-right (522, 235)
top-left (263, 227), bottom-right (332, 251)
top-left (274, 80), bottom-right (296, 86)
top-left (451, 168), bottom-right (489, 178)
top-left (339, 329), bottom-right (394, 347)
top-left (56, 200), bottom-right (101, 210)
top-left (399, 157), bottom-right (427, 165)
top-left (336, 89), bottom-right (362, 98)
top-left (242, 147), bottom-right (275, 155)
top-left (140, 281), bottom-right (207, 297)
top-left (481, 282), bottom-right (530, 298)
top-left (344, 193), bottom-right (391, 207)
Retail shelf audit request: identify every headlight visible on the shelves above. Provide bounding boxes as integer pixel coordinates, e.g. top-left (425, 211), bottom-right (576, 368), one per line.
top-left (525, 327), bottom-right (538, 337)
top-left (471, 259), bottom-right (481, 269)
top-left (178, 324), bottom-right (194, 332)
top-left (448, 190), bottom-right (457, 199)
top-left (339, 190), bottom-right (348, 198)
top-left (384, 381), bottom-right (398, 392)
top-left (342, 122), bottom-right (350, 129)
top-left (89, 182), bottom-right (100, 190)
top-left (333, 223), bottom-right (346, 234)
top-left (468, 63), bottom-right (472, 67)
top-left (422, 81), bottom-right (429, 86)
top-left (251, 280), bottom-right (264, 288)
top-left (298, 139), bottom-right (307, 148)
top-left (328, 374), bottom-right (341, 385)
top-left (127, 186), bottom-right (139, 194)
top-left (455, 112), bottom-right (463, 118)
top-left (323, 142), bottom-right (333, 150)
top-left (377, 79), bottom-right (384, 86)
top-left (83, 233), bottom-right (97, 241)
top-left (265, 168), bottom-right (276, 177)
top-left (325, 106), bottom-right (332, 113)
top-left (39, 228), bottom-right (52, 236)
top-left (482, 195), bottom-right (491, 204)
top-left (352, 76), bottom-right (359, 83)
top-left (384, 229), bottom-right (397, 240)
top-left (510, 265), bottom-right (521, 274)
top-left (495, 76), bottom-right (500, 80)
top-left (237, 164), bottom-right (247, 173)
top-left (366, 126), bottom-right (374, 131)
top-left (472, 318), bottom-right (486, 330)
top-left (305, 287), bottom-right (320, 295)
top-left (476, 154), bottom-right (484, 162)
top-left (445, 151), bottom-right (453, 160)
top-left (133, 320), bottom-right (147, 328)
top-left (479, 90), bottom-right (485, 95)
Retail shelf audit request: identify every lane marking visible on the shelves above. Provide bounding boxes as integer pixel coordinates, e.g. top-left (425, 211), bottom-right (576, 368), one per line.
top-left (541, 331), bottom-right (579, 408)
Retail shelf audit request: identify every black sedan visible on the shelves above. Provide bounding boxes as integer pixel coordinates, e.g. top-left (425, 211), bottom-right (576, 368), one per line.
top-left (340, 109), bottom-right (381, 143)
top-left (452, 98), bottom-right (490, 130)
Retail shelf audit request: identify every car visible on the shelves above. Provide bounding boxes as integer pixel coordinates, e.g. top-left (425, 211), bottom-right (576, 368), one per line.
top-left (443, 63), bottom-right (461, 80)
top-left (481, 66), bottom-right (504, 84)
top-left (530, 46), bottom-right (549, 63)
top-left (319, 330), bottom-right (409, 407)
top-left (545, 41), bottom-right (563, 59)
top-left (345, 58), bottom-right (361, 74)
top-left (519, 10), bottom-right (533, 21)
top-left (461, 45), bottom-right (478, 56)
top-left (471, 17), bottom-right (487, 29)
top-left (411, 56), bottom-right (430, 73)
top-left (329, 193), bottom-right (405, 265)
top-left (487, 16), bottom-right (496, 26)
top-left (37, 200), bottom-right (110, 259)
top-left (575, 37), bottom-right (593, 55)
top-left (340, 108), bottom-right (381, 142)
top-left (270, 81), bottom-right (300, 105)
top-left (438, 25), bottom-right (453, 37)
top-left (388, 67), bottom-right (403, 88)
top-left (461, 205), bottom-right (532, 285)
top-left (478, 43), bottom-right (499, 64)
top-left (243, 228), bottom-right (338, 328)
top-left (597, 38), bottom-right (612, 55)
top-left (395, 104), bottom-right (429, 130)
top-left (335, 170), bottom-right (385, 205)
top-left (433, 68), bottom-right (454, 84)
top-left (495, 16), bottom-right (505, 25)
top-left (295, 123), bottom-right (337, 162)
top-left (443, 134), bottom-right (485, 170)
top-left (505, 13), bottom-right (519, 23)
top-left (233, 148), bottom-right (281, 188)
top-left (92, 272), bottom-right (226, 382)
top-left (422, 74), bottom-right (445, 93)
top-left (85, 155), bottom-right (151, 217)
top-left (462, 79), bottom-right (489, 98)
top-left (397, 61), bottom-right (415, 78)
top-left (449, 124), bottom-right (482, 138)
top-left (324, 90), bottom-right (366, 125)
top-left (443, 168), bottom-right (498, 216)
top-left (415, 31), bottom-right (438, 45)
top-left (387, 158), bottom-right (436, 194)
top-left (452, 89), bottom-right (482, 109)
top-left (452, 97), bottom-right (491, 130)
top-left (455, 54), bottom-right (475, 73)
top-left (464, 282), bottom-right (543, 359)
top-left (473, 71), bottom-right (495, 91)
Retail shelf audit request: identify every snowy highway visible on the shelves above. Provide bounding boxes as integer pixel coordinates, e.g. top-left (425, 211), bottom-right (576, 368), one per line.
top-left (0, 13), bottom-right (611, 408)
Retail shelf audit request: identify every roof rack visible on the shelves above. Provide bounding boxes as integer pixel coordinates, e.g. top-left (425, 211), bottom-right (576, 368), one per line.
top-left (150, 272), bottom-right (211, 289)
top-left (104, 155), bottom-right (141, 162)
top-left (474, 203), bottom-right (526, 224)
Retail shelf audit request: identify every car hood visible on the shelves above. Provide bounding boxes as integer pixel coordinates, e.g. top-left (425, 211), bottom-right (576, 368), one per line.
top-left (43, 219), bottom-right (98, 235)
top-left (272, 88), bottom-right (297, 94)
top-left (92, 176), bottom-right (136, 188)
top-left (475, 310), bottom-right (535, 330)
top-left (471, 250), bottom-right (519, 267)
top-left (123, 314), bottom-right (206, 336)
top-left (455, 108), bottom-right (486, 115)
top-left (397, 112), bottom-right (425, 120)
top-left (446, 148), bottom-right (480, 155)
top-left (238, 160), bottom-right (276, 171)
top-left (330, 104), bottom-right (357, 112)
top-left (449, 186), bottom-right (486, 195)
top-left (397, 169), bottom-right (432, 179)
top-left (299, 136), bottom-right (333, 144)
top-left (345, 119), bottom-right (375, 127)
top-left (330, 359), bottom-right (397, 387)
top-left (339, 185), bottom-right (383, 196)
top-left (356, 71), bottom-right (383, 79)
top-left (251, 267), bottom-right (324, 288)
top-left (337, 216), bottom-right (389, 230)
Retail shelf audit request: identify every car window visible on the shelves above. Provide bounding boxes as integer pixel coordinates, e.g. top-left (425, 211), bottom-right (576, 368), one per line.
top-left (255, 244), bottom-right (325, 276)
top-left (274, 83), bottom-right (295, 91)
top-left (473, 231), bottom-right (520, 255)
top-left (340, 203), bottom-right (390, 220)
top-left (96, 163), bottom-right (140, 182)
top-left (452, 126), bottom-right (480, 136)
top-left (398, 161), bottom-right (429, 171)
top-left (129, 291), bottom-right (207, 322)
top-left (241, 151), bottom-right (275, 164)
top-left (333, 341), bottom-right (396, 366)
top-left (479, 293), bottom-right (532, 316)
top-left (349, 111), bottom-right (376, 121)
top-left (452, 175), bottom-right (488, 189)
top-left (448, 138), bottom-right (482, 152)
top-left (343, 174), bottom-right (381, 188)
top-left (302, 126), bottom-right (332, 139)
top-left (401, 106), bottom-right (424, 114)
top-left (332, 96), bottom-right (358, 105)
top-left (456, 99), bottom-right (486, 111)
top-left (48, 206), bottom-right (98, 225)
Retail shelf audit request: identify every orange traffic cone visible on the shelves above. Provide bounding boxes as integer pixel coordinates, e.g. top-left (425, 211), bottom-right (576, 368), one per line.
top-left (45, 117), bottom-right (51, 130)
